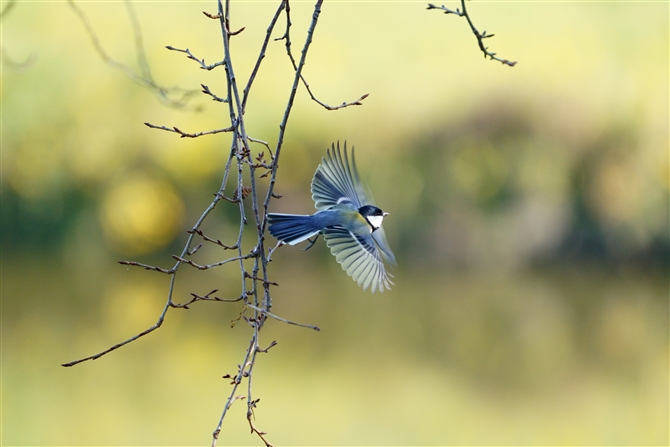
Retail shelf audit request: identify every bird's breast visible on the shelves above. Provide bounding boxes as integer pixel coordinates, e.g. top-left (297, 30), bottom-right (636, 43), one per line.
top-left (314, 208), bottom-right (369, 233)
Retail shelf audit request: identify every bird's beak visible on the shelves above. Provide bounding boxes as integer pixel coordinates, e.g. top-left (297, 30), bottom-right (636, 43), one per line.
top-left (383, 212), bottom-right (389, 216)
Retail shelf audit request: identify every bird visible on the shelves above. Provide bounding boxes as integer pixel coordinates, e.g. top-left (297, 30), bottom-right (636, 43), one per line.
top-left (267, 142), bottom-right (396, 293)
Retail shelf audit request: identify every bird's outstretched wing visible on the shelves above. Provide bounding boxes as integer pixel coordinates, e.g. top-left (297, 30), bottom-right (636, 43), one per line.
top-left (323, 226), bottom-right (394, 293)
top-left (372, 226), bottom-right (397, 267)
top-left (311, 142), bottom-right (372, 211)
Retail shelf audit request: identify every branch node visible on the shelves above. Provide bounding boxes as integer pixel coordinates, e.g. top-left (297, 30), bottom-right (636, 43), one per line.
top-left (118, 260), bottom-right (173, 274)
top-left (201, 84), bottom-right (228, 103)
top-left (203, 11), bottom-right (222, 19)
top-left (257, 340), bottom-right (278, 353)
top-left (244, 272), bottom-right (279, 286)
top-left (428, 0), bottom-right (516, 66)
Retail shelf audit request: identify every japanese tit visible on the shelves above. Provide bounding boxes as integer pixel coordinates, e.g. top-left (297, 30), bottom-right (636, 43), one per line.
top-left (267, 142), bottom-right (396, 293)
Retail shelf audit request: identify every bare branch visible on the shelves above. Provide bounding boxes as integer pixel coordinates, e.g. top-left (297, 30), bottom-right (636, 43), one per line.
top-left (143, 122), bottom-right (234, 138)
top-left (171, 253), bottom-right (254, 270)
top-left (241, 0), bottom-right (287, 113)
top-left (118, 260), bottom-right (174, 274)
top-left (248, 137), bottom-right (274, 161)
top-left (1, 0), bottom-right (38, 70)
top-left (266, 241), bottom-right (283, 263)
top-left (63, 165), bottom-right (232, 366)
top-left (201, 84), bottom-right (228, 103)
top-left (228, 26), bottom-right (246, 36)
top-left (244, 303), bottom-right (321, 331)
top-left (2, 49), bottom-right (38, 71)
top-left (215, 191), bottom-right (239, 204)
top-left (0, 0), bottom-right (16, 18)
top-left (277, 1), bottom-right (369, 110)
top-left (248, 414), bottom-right (274, 447)
top-left (187, 243), bottom-right (203, 256)
top-left (62, 301), bottom-right (171, 367)
top-left (202, 10), bottom-right (222, 20)
top-left (262, 0), bottom-right (323, 235)
top-left (165, 45), bottom-right (226, 71)
top-left (303, 83), bottom-right (370, 111)
top-left (208, 2), bottom-right (325, 444)
top-left (188, 229), bottom-right (238, 249)
top-left (171, 291), bottom-right (245, 309)
top-left (67, 0), bottom-right (201, 107)
top-left (257, 340), bottom-right (278, 353)
top-left (428, 1), bottom-right (517, 67)
top-left (427, 3), bottom-right (461, 15)
top-left (227, 395), bottom-right (246, 409)
top-left (212, 333), bottom-right (257, 447)
top-left (244, 272), bottom-right (278, 286)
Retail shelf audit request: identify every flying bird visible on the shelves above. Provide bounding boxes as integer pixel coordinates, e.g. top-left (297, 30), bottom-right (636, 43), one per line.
top-left (267, 142), bottom-right (396, 293)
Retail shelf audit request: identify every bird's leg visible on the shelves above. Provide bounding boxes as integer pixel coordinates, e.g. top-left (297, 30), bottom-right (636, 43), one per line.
top-left (303, 234), bottom-right (320, 251)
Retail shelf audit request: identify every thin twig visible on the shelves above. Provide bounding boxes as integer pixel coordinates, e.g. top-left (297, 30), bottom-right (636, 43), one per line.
top-left (244, 303), bottom-right (321, 331)
top-left (229, 26), bottom-right (246, 36)
top-left (201, 84), bottom-right (228, 103)
top-left (262, 0), bottom-right (323, 231)
top-left (61, 301), bottom-right (171, 367)
top-left (188, 229), bottom-right (238, 249)
top-left (187, 243), bottom-right (203, 256)
top-left (226, 395), bottom-right (246, 409)
top-left (118, 260), bottom-right (174, 274)
top-left (165, 45), bottom-right (226, 71)
top-left (172, 253), bottom-right (254, 270)
top-left (144, 122), bottom-right (234, 138)
top-left (248, 415), bottom-right (274, 447)
top-left (427, 1), bottom-right (517, 66)
top-left (244, 272), bottom-right (278, 286)
top-left (248, 137), bottom-right (275, 161)
top-left (63, 162), bottom-right (232, 366)
top-left (266, 241), bottom-right (283, 263)
top-left (257, 340), bottom-right (277, 353)
top-left (277, 1), bottom-right (368, 110)
top-left (172, 291), bottom-right (245, 309)
top-left (241, 0), bottom-right (286, 114)
top-left (0, 0), bottom-right (16, 18)
top-left (2, 49), bottom-right (37, 71)
top-left (212, 332), bottom-right (257, 447)
top-left (209, 2), bottom-right (264, 443)
top-left (203, 10), bottom-right (222, 20)
top-left (1, 1), bottom-right (38, 70)
top-left (67, 0), bottom-right (200, 107)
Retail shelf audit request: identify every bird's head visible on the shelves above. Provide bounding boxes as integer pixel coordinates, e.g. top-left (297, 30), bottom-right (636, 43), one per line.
top-left (358, 205), bottom-right (388, 231)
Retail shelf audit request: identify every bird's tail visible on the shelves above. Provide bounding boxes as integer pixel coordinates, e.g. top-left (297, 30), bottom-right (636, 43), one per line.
top-left (267, 213), bottom-right (320, 245)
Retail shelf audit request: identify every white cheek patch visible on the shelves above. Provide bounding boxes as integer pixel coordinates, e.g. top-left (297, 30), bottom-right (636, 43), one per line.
top-left (366, 215), bottom-right (384, 230)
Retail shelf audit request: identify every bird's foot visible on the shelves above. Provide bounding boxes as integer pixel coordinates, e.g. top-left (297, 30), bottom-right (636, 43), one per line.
top-left (303, 234), bottom-right (320, 251)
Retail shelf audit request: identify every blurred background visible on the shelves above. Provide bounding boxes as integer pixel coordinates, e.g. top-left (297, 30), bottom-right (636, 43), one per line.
top-left (2, 0), bottom-right (668, 445)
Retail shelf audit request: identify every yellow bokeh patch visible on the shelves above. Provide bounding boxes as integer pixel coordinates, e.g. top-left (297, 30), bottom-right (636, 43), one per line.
top-left (101, 174), bottom-right (184, 255)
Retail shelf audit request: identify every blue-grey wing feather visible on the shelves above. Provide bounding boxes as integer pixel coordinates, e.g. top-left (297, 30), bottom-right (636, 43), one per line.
top-left (311, 142), bottom-right (372, 211)
top-left (372, 227), bottom-right (397, 266)
top-left (323, 226), bottom-right (394, 293)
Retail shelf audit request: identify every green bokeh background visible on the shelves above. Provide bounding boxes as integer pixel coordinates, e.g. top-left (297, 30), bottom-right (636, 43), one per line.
top-left (2, 0), bottom-right (668, 445)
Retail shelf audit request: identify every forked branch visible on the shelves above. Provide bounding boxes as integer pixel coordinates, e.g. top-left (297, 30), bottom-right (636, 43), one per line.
top-left (166, 45), bottom-right (226, 71)
top-left (428, 0), bottom-right (517, 66)
top-left (275, 0), bottom-right (369, 110)
top-left (144, 122), bottom-right (234, 138)
top-left (67, 0), bottom-right (201, 107)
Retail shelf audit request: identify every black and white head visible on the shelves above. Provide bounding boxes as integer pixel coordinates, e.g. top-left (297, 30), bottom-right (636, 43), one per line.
top-left (358, 205), bottom-right (388, 232)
